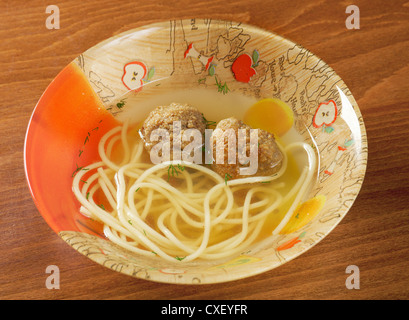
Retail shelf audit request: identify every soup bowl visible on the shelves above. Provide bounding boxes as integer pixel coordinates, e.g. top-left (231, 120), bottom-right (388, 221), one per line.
top-left (24, 19), bottom-right (367, 284)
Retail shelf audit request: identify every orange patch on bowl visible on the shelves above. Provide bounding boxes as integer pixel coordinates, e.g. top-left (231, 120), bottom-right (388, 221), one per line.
top-left (25, 62), bottom-right (119, 234)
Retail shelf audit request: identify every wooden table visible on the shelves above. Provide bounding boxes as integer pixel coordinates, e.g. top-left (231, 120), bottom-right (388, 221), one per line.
top-left (1, 0), bottom-right (408, 300)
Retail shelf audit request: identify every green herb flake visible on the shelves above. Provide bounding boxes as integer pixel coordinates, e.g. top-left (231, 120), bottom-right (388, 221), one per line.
top-left (71, 164), bottom-right (89, 177)
top-left (175, 256), bottom-right (186, 261)
top-left (167, 164), bottom-right (185, 181)
top-left (202, 113), bottom-right (217, 128)
top-left (116, 98), bottom-right (127, 109)
top-left (224, 173), bottom-right (232, 185)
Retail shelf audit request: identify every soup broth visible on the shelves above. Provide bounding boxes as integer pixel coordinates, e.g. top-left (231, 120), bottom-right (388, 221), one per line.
top-left (72, 88), bottom-right (317, 263)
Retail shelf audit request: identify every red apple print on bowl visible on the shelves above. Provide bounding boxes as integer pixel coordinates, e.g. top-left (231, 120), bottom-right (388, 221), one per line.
top-left (232, 54), bottom-right (256, 83)
top-left (312, 100), bottom-right (338, 128)
top-left (122, 61), bottom-right (147, 92)
top-left (184, 43), bottom-right (214, 71)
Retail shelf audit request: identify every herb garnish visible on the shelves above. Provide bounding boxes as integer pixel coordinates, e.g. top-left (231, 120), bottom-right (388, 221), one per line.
top-left (224, 173), bottom-right (232, 185)
top-left (72, 120), bottom-right (103, 178)
top-left (116, 98), bottom-right (127, 109)
top-left (167, 164), bottom-right (185, 181)
top-left (202, 113), bottom-right (217, 128)
top-left (71, 163), bottom-right (89, 177)
top-left (175, 256), bottom-right (186, 261)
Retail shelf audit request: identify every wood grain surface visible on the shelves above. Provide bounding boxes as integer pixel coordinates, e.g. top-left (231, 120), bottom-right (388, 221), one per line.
top-left (1, 0), bottom-right (409, 300)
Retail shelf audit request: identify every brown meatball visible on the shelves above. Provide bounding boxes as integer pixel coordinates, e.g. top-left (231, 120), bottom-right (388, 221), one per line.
top-left (210, 117), bottom-right (283, 179)
top-left (140, 103), bottom-right (206, 161)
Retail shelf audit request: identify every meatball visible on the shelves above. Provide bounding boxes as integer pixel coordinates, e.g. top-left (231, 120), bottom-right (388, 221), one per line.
top-left (210, 117), bottom-right (283, 179)
top-left (140, 103), bottom-right (206, 162)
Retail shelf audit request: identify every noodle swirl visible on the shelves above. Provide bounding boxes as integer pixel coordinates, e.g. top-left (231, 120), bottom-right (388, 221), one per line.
top-left (72, 123), bottom-right (316, 262)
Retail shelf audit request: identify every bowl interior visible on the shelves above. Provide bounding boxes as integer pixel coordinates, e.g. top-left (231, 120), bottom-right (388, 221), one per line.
top-left (24, 19), bottom-right (367, 284)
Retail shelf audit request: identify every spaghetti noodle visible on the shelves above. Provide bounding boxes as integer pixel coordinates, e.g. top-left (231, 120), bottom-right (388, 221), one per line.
top-left (72, 121), bottom-right (316, 262)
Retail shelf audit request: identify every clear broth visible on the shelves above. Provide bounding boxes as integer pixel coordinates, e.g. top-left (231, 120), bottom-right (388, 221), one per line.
top-left (107, 88), bottom-right (310, 247)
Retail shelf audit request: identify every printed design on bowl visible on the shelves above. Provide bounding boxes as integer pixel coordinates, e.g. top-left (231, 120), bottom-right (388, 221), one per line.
top-left (231, 49), bottom-right (271, 88)
top-left (231, 53), bottom-right (256, 83)
top-left (310, 99), bottom-right (358, 178)
top-left (75, 54), bottom-right (117, 105)
top-left (323, 139), bottom-right (355, 177)
top-left (59, 231), bottom-right (202, 281)
top-left (183, 42), bottom-right (230, 94)
top-left (89, 71), bottom-right (116, 103)
top-left (184, 43), bottom-right (214, 71)
top-left (121, 61), bottom-right (155, 92)
top-left (171, 23), bottom-right (276, 98)
top-left (159, 268), bottom-right (187, 275)
top-left (312, 100), bottom-right (338, 133)
top-left (276, 232), bottom-right (306, 251)
top-left (208, 255), bottom-right (261, 270)
top-left (59, 231), bottom-right (156, 277)
top-left (177, 24), bottom-right (264, 95)
top-left (279, 195), bottom-right (327, 235)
